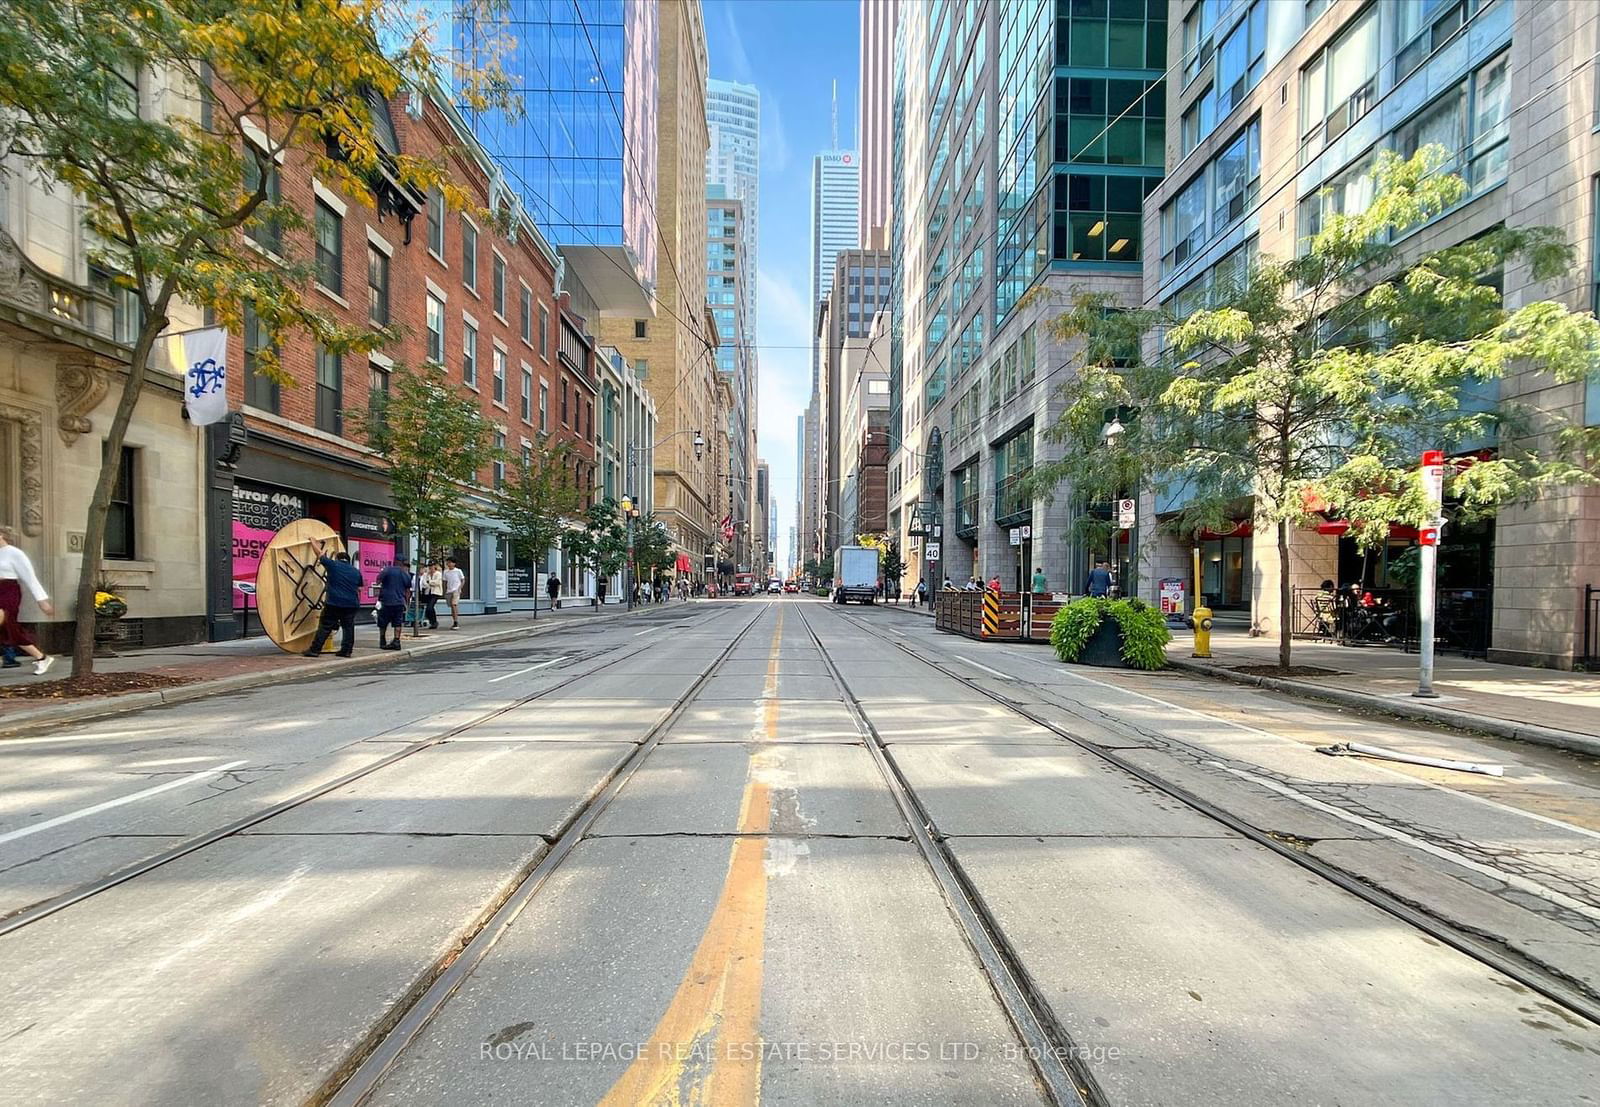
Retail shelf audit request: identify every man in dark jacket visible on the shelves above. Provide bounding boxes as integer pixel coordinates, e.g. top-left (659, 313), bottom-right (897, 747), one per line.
top-left (1086, 559), bottom-right (1114, 598)
top-left (375, 557), bottom-right (412, 650)
top-left (304, 541), bottom-right (363, 657)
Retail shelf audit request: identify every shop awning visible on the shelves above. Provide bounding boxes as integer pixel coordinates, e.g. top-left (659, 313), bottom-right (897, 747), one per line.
top-left (675, 553), bottom-right (692, 573)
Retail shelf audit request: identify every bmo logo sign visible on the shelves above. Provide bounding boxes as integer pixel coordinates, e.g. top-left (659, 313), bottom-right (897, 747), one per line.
top-left (824, 152), bottom-right (855, 165)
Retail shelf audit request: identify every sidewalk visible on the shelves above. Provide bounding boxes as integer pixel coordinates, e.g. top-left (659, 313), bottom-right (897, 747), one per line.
top-left (883, 601), bottom-right (1600, 757)
top-left (1164, 627), bottom-right (1600, 755)
top-left (0, 600), bottom-right (651, 736)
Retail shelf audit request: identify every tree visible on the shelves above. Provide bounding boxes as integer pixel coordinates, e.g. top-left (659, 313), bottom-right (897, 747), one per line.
top-left (495, 439), bottom-right (581, 618)
top-left (355, 362), bottom-right (497, 631)
top-left (880, 543), bottom-right (906, 591)
top-left (1033, 147), bottom-right (1600, 670)
top-left (562, 498), bottom-right (628, 608)
top-left (0, 0), bottom-right (509, 675)
top-left (631, 514), bottom-right (672, 589)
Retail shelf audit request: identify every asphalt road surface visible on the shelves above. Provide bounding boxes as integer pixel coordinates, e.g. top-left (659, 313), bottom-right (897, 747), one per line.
top-left (2, 596), bottom-right (1597, 1105)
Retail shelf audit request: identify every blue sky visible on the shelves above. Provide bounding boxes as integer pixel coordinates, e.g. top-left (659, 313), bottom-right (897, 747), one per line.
top-left (704, 0), bottom-right (859, 569)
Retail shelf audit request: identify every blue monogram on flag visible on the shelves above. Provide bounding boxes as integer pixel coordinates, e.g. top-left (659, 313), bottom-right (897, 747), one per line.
top-left (181, 327), bottom-right (230, 426)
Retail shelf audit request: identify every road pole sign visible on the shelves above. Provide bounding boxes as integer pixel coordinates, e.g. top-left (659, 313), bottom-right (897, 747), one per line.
top-left (1415, 450), bottom-right (1446, 699)
top-left (1117, 498), bottom-right (1136, 528)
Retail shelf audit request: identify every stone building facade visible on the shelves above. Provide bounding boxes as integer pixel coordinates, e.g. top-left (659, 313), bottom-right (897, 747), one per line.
top-left (1146, 0), bottom-right (1600, 667)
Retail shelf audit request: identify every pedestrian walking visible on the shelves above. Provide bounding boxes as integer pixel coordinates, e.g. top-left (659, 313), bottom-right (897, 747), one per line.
top-left (0, 526), bottom-right (55, 675)
top-left (987, 574), bottom-right (1003, 593)
top-left (375, 558), bottom-right (411, 650)
top-left (915, 579), bottom-right (928, 607)
top-left (597, 576), bottom-right (608, 607)
top-left (442, 558), bottom-right (464, 629)
top-left (1032, 567), bottom-right (1048, 594)
top-left (421, 562), bottom-right (443, 629)
top-left (546, 572), bottom-right (561, 610)
top-left (1086, 558), bottom-right (1113, 598)
top-left (303, 540), bottom-right (362, 657)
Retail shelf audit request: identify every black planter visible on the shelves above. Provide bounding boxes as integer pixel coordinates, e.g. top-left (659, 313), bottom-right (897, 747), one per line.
top-left (1077, 619), bottom-right (1127, 667)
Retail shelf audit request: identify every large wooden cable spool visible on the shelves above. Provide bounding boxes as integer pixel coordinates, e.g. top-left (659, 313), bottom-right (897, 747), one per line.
top-left (254, 519), bottom-right (346, 654)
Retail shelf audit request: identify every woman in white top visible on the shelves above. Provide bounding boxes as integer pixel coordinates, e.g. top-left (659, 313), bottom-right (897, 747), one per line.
top-left (0, 526), bottom-right (56, 675)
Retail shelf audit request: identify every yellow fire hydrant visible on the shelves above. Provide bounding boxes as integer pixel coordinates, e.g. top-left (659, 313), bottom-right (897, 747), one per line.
top-left (1191, 547), bottom-right (1212, 658)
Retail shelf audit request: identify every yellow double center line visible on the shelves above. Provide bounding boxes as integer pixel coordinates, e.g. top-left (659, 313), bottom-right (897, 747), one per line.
top-left (599, 609), bottom-right (784, 1106)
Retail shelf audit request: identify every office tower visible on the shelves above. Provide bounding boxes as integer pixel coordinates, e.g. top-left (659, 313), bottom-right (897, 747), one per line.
top-left (858, 0), bottom-right (900, 249)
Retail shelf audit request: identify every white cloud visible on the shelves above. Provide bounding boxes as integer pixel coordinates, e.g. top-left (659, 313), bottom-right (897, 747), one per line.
top-left (720, 4), bottom-right (754, 83)
top-left (764, 96), bottom-right (790, 174)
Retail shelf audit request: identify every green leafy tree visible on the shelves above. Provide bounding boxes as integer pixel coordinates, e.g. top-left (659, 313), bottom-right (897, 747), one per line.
top-left (880, 543), bottom-right (906, 592)
top-left (630, 514), bottom-right (673, 588)
top-left (563, 498), bottom-right (628, 608)
top-left (0, 0), bottom-right (511, 674)
top-left (1033, 147), bottom-right (1600, 670)
top-left (495, 439), bottom-right (581, 618)
top-left (355, 362), bottom-right (497, 629)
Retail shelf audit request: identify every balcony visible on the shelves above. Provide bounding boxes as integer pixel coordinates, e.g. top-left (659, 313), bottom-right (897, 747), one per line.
top-left (955, 493), bottom-right (978, 539)
top-left (0, 227), bottom-right (127, 358)
top-left (994, 472), bottom-right (1031, 527)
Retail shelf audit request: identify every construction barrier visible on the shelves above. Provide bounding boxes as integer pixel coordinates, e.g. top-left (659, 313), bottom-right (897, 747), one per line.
top-left (936, 590), bottom-right (1073, 643)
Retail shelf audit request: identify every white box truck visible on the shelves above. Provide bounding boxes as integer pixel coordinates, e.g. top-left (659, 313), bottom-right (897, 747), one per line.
top-left (833, 545), bottom-right (881, 604)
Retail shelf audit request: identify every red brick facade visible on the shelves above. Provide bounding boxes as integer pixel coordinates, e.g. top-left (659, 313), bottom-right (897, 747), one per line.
top-left (218, 88), bottom-right (597, 499)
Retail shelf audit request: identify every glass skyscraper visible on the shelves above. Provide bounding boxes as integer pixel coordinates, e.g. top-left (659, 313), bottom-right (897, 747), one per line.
top-left (706, 78), bottom-right (760, 336)
top-left (459, 0), bottom-right (659, 299)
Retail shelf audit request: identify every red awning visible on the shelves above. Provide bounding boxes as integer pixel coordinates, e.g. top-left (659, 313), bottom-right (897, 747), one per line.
top-left (674, 553), bottom-right (692, 573)
top-left (1316, 521), bottom-right (1420, 540)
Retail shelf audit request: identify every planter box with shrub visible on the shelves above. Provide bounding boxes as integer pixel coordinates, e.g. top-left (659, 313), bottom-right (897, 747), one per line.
top-left (1050, 597), bottom-right (1171, 670)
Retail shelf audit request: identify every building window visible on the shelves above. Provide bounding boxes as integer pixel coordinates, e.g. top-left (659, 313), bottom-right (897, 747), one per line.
top-left (315, 346), bottom-right (342, 435)
top-left (1062, 0), bottom-right (1165, 68)
top-left (521, 366), bottom-right (533, 422)
top-left (367, 245), bottom-right (389, 327)
top-left (426, 293), bottom-right (445, 364)
top-left (634, 318), bottom-right (648, 339)
top-left (1302, 5), bottom-right (1378, 153)
top-left (463, 319), bottom-right (478, 386)
top-left (461, 219), bottom-right (478, 292)
top-left (493, 431), bottom-right (506, 490)
top-left (492, 252), bottom-right (506, 317)
top-left (242, 147), bottom-right (282, 254)
top-left (1396, 0), bottom-right (1473, 83)
top-left (1060, 173), bottom-right (1151, 263)
top-left (539, 304), bottom-right (551, 360)
top-left (368, 362), bottom-right (389, 429)
top-left (539, 381), bottom-right (549, 431)
top-left (634, 358), bottom-right (648, 379)
top-left (560, 378), bottom-right (569, 425)
top-left (1059, 76), bottom-right (1165, 167)
top-left (313, 200), bottom-right (342, 293)
top-left (520, 285), bottom-right (532, 344)
top-left (1215, 2), bottom-right (1267, 118)
top-left (493, 346), bottom-right (507, 405)
top-left (243, 304), bottom-right (279, 412)
top-left (426, 187), bottom-right (444, 257)
top-left (1211, 118), bottom-right (1262, 232)
top-left (1181, 85), bottom-right (1217, 157)
top-left (104, 446), bottom-right (136, 559)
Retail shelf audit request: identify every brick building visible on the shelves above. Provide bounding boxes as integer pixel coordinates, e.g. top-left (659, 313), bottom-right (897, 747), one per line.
top-left (209, 87), bottom-right (596, 638)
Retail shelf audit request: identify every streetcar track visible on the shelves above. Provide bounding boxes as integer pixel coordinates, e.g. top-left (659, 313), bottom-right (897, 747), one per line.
top-left (829, 603), bottom-right (1600, 1031)
top-left (793, 604), bottom-right (1099, 1107)
top-left (319, 606), bottom-right (769, 1107)
top-left (0, 605), bottom-right (731, 938)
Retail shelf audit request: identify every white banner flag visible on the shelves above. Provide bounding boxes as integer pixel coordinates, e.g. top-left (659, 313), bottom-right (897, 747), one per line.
top-left (182, 326), bottom-right (230, 426)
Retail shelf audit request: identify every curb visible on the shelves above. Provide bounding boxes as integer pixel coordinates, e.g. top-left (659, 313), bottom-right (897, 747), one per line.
top-left (0, 607), bottom-right (643, 738)
top-left (1165, 656), bottom-right (1600, 759)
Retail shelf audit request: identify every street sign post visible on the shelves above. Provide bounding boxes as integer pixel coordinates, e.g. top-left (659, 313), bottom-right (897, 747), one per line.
top-left (1117, 498), bottom-right (1136, 528)
top-left (1415, 450), bottom-right (1446, 699)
